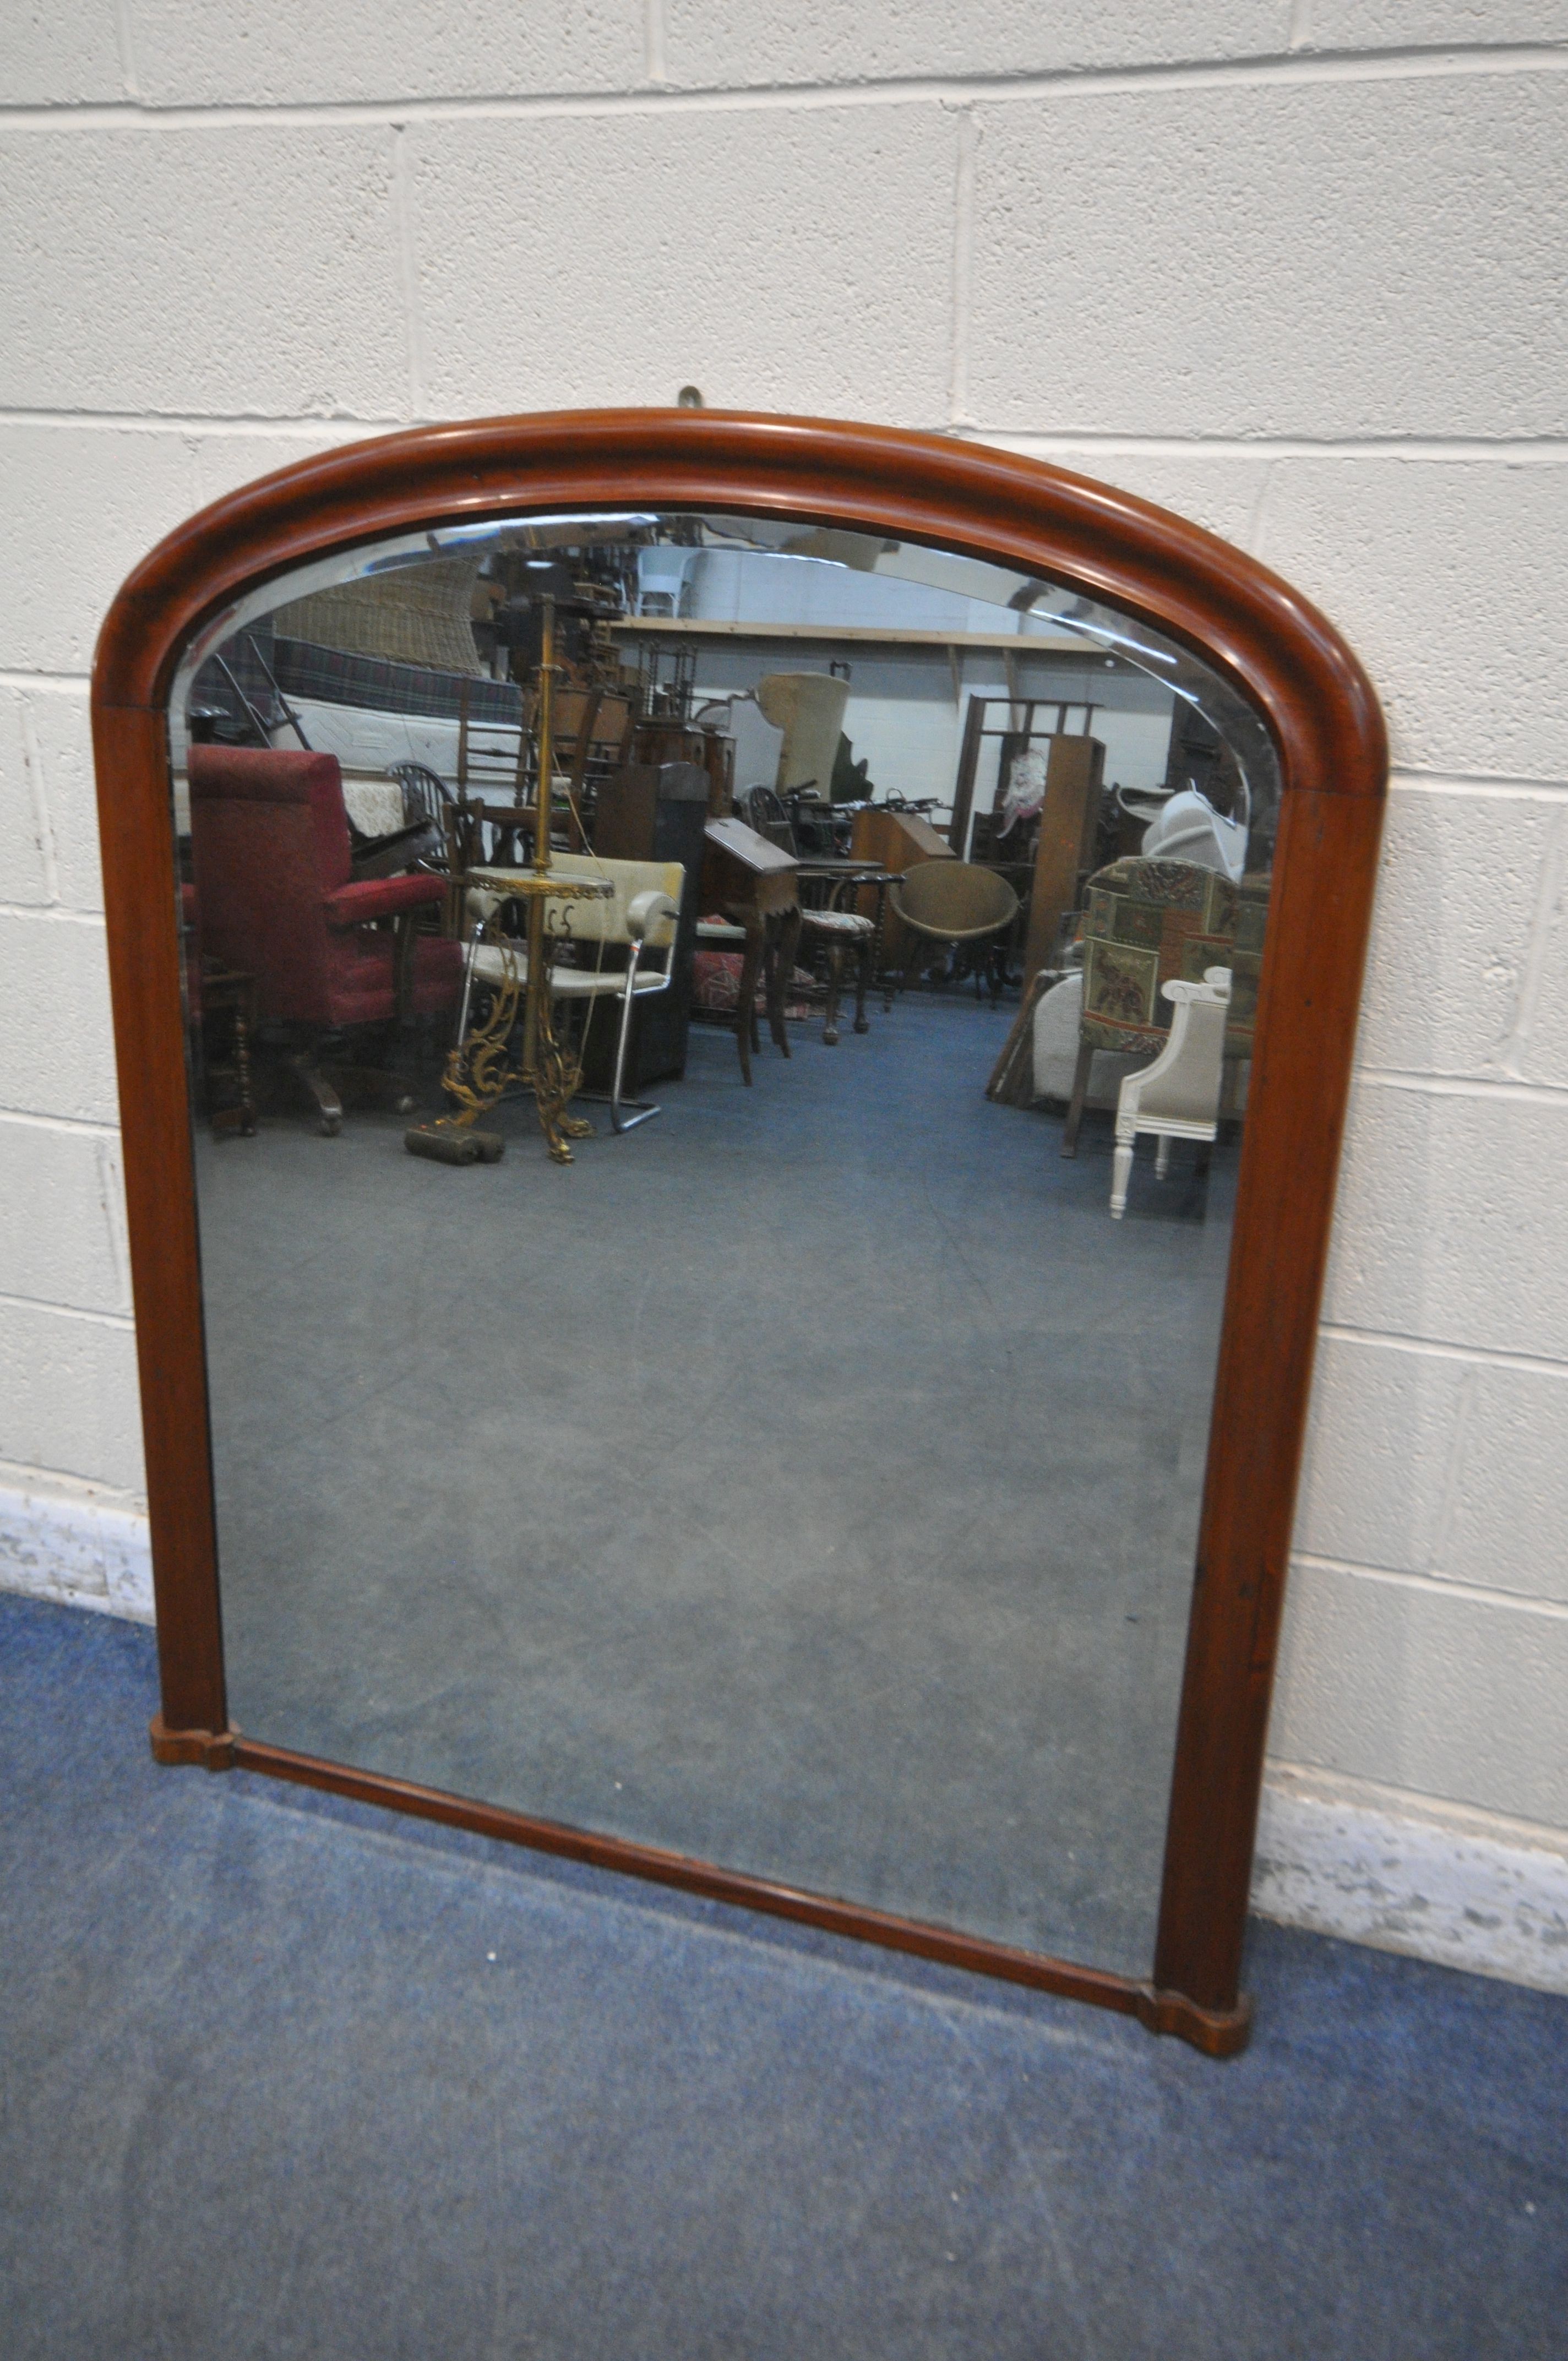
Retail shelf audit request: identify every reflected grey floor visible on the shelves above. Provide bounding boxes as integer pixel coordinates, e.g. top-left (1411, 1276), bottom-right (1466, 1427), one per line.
top-left (197, 994), bottom-right (1235, 1978)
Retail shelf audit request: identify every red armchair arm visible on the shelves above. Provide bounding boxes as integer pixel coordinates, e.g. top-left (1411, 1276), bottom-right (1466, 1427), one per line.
top-left (322, 873), bottom-right (447, 928)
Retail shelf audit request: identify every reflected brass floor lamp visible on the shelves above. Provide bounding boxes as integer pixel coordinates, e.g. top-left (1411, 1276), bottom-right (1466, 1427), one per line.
top-left (406, 594), bottom-right (609, 1166)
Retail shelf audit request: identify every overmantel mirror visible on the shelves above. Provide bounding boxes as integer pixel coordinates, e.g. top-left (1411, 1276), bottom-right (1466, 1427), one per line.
top-left (92, 412), bottom-right (1386, 2056)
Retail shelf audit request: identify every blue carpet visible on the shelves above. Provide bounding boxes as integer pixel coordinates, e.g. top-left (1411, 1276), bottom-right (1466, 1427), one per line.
top-left (2, 1592), bottom-right (1564, 2359)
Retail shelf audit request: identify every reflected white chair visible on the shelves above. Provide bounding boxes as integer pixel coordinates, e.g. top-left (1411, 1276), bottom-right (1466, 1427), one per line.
top-left (1110, 966), bottom-right (1231, 1218)
top-left (460, 853), bottom-right (683, 1133)
top-left (635, 546), bottom-right (695, 617)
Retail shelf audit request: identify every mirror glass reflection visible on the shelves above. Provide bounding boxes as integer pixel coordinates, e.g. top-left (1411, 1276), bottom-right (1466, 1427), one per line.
top-left (168, 509), bottom-right (1277, 1979)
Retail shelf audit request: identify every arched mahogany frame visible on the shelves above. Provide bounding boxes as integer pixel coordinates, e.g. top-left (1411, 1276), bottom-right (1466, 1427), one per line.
top-left (92, 411), bottom-right (1386, 2057)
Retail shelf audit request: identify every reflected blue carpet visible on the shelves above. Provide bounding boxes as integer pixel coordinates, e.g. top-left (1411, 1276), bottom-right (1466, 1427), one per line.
top-left (2, 1593), bottom-right (1564, 2359)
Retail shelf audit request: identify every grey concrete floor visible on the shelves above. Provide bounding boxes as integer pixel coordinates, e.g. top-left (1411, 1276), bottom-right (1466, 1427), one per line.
top-left (193, 993), bottom-right (1237, 1979)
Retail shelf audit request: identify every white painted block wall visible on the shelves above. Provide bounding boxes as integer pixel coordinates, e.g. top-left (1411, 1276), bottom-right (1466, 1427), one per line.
top-left (2, 5), bottom-right (1564, 1989)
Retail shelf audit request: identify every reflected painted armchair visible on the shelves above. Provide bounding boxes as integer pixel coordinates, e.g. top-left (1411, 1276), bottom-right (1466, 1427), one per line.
top-left (1111, 967), bottom-right (1232, 1218)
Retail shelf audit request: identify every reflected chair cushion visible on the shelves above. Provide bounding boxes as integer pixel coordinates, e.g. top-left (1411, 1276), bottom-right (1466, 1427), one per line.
top-left (691, 950), bottom-right (814, 1021)
top-left (465, 944), bottom-right (671, 999)
top-left (1225, 876), bottom-right (1268, 1053)
top-left (1032, 972), bottom-right (1151, 1108)
top-left (800, 906), bottom-right (874, 939)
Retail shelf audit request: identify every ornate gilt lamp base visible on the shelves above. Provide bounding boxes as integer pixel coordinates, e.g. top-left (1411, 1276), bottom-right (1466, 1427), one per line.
top-left (407, 870), bottom-right (611, 1166)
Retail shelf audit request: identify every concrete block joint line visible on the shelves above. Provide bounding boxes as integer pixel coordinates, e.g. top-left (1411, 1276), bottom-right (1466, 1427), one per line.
top-left (1, 6), bottom-right (1564, 1995)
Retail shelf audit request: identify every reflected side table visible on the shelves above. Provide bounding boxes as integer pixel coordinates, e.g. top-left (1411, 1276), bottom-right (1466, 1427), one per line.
top-left (198, 962), bottom-right (258, 1139)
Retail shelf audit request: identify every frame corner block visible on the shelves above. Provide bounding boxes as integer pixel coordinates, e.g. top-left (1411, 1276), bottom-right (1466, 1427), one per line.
top-left (1136, 1984), bottom-right (1254, 2058)
top-left (149, 1714), bottom-right (238, 1772)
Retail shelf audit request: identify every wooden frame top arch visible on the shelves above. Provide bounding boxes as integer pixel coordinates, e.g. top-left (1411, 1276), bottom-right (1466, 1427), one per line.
top-left (92, 410), bottom-right (1387, 2057)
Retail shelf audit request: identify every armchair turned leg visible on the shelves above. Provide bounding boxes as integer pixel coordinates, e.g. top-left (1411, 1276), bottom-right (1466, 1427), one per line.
top-left (232, 995), bottom-right (257, 1136)
top-left (1156, 1135), bottom-right (1172, 1179)
top-left (1110, 1138), bottom-right (1134, 1218)
top-left (1061, 1040), bottom-right (1093, 1157)
top-left (821, 944), bottom-right (843, 1047)
top-left (289, 1056), bottom-right (344, 1137)
top-left (853, 935), bottom-right (871, 1033)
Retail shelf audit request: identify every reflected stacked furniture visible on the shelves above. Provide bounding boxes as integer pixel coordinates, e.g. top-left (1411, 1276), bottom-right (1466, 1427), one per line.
top-left (848, 804), bottom-right (952, 982)
top-left (1060, 856), bottom-right (1256, 1158)
top-left (738, 785), bottom-right (888, 1046)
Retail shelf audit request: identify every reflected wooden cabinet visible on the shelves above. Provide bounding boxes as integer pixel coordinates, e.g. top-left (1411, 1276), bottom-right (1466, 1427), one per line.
top-left (585, 760), bottom-right (710, 1089)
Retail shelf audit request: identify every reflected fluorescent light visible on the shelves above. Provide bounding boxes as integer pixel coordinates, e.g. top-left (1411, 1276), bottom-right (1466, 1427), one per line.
top-left (1026, 603), bottom-right (1178, 665)
top-left (1027, 599), bottom-right (1245, 792)
top-left (428, 512), bottom-right (660, 548)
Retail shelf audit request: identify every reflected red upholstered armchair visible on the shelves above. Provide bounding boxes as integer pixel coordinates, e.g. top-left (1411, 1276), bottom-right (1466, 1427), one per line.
top-left (188, 745), bottom-right (461, 1132)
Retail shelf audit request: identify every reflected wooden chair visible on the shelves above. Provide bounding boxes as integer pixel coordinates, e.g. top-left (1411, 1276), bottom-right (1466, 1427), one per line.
top-left (386, 759), bottom-right (456, 845)
top-left (693, 815), bottom-right (801, 1084)
top-left (887, 861), bottom-right (1020, 1001)
top-left (1110, 968), bottom-right (1232, 1217)
top-left (739, 784), bottom-right (878, 1046)
top-left (460, 853), bottom-right (683, 1133)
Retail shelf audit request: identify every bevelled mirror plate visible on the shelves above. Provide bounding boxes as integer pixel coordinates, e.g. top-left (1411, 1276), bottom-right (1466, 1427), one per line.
top-left (91, 412), bottom-right (1389, 2053)
top-left (166, 505), bottom-right (1278, 1983)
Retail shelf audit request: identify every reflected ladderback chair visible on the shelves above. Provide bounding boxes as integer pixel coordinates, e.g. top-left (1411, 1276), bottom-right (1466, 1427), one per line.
top-left (740, 770), bottom-right (878, 1048)
top-left (188, 744), bottom-right (463, 1133)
